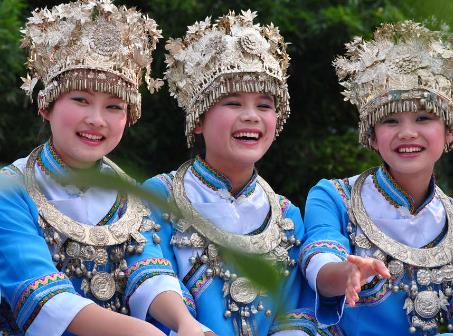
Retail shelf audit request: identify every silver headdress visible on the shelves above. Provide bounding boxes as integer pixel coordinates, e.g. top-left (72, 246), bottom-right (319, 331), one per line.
top-left (20, 0), bottom-right (163, 125)
top-left (165, 10), bottom-right (290, 147)
top-left (334, 20), bottom-right (453, 147)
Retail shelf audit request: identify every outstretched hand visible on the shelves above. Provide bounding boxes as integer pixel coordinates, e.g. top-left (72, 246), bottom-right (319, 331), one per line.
top-left (345, 255), bottom-right (390, 306)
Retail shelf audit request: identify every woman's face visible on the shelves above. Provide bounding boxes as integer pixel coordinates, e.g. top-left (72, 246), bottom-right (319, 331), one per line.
top-left (195, 92), bottom-right (277, 172)
top-left (371, 110), bottom-right (453, 181)
top-left (40, 90), bottom-right (127, 168)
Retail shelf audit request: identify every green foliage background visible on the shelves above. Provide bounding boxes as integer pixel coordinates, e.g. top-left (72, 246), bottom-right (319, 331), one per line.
top-left (2, 0), bottom-right (453, 208)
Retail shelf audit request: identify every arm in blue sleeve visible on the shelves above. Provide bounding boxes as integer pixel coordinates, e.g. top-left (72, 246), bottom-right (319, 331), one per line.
top-left (300, 179), bottom-right (352, 326)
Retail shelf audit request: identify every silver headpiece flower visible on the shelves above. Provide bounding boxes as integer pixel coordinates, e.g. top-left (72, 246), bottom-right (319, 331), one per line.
top-left (334, 20), bottom-right (453, 147)
top-left (21, 0), bottom-right (163, 125)
top-left (165, 10), bottom-right (290, 147)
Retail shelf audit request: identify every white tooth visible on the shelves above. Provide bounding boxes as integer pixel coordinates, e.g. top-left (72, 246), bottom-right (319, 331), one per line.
top-left (80, 132), bottom-right (102, 140)
top-left (399, 147), bottom-right (421, 153)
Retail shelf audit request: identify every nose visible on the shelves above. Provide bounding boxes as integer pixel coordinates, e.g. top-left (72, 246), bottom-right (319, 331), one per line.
top-left (398, 120), bottom-right (418, 140)
top-left (85, 105), bottom-right (107, 128)
top-left (240, 105), bottom-right (260, 123)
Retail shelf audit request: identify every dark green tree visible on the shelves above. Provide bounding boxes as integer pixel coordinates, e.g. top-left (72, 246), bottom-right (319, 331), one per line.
top-left (3, 0), bottom-right (453, 206)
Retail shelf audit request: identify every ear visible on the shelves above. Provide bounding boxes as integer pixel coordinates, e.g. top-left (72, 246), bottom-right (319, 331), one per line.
top-left (446, 128), bottom-right (453, 146)
top-left (370, 136), bottom-right (379, 152)
top-left (193, 121), bottom-right (203, 134)
top-left (39, 108), bottom-right (51, 121)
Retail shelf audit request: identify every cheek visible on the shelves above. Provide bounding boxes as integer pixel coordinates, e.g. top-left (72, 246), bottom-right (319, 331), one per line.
top-left (263, 113), bottom-right (277, 132)
top-left (50, 111), bottom-right (81, 132)
top-left (110, 113), bottom-right (127, 137)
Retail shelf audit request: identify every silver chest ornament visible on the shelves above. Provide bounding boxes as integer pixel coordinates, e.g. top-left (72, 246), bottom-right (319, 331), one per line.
top-left (348, 169), bottom-right (453, 334)
top-left (25, 145), bottom-right (161, 313)
top-left (169, 161), bottom-right (300, 335)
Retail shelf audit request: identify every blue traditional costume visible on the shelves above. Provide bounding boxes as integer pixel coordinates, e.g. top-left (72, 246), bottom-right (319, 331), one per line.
top-left (301, 21), bottom-right (453, 336)
top-left (0, 143), bottom-right (180, 335)
top-left (144, 158), bottom-right (316, 335)
top-left (0, 1), bottom-right (182, 334)
top-left (144, 10), bottom-right (318, 336)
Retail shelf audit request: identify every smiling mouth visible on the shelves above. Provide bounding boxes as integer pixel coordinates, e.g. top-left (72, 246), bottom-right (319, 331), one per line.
top-left (77, 132), bottom-right (104, 142)
top-left (396, 146), bottom-right (423, 153)
top-left (232, 131), bottom-right (261, 141)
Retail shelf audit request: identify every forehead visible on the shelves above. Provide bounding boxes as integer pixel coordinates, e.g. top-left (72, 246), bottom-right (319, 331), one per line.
top-left (61, 90), bottom-right (125, 100)
top-left (222, 92), bottom-right (274, 100)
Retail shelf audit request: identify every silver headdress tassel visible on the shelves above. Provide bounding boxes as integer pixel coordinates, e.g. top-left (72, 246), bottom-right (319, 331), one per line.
top-left (165, 10), bottom-right (291, 147)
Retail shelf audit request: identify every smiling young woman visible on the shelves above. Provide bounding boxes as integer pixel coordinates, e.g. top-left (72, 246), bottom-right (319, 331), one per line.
top-left (0, 1), bottom-right (203, 335)
top-left (142, 10), bottom-right (317, 336)
top-left (301, 21), bottom-right (453, 336)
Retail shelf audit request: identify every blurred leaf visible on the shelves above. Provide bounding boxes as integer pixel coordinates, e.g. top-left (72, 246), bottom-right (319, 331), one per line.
top-left (61, 169), bottom-right (283, 297)
top-left (221, 246), bottom-right (283, 298)
top-left (61, 169), bottom-right (176, 214)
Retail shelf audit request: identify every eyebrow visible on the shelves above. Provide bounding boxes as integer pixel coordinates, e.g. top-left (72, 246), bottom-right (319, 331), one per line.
top-left (259, 95), bottom-right (274, 101)
top-left (73, 90), bottom-right (123, 100)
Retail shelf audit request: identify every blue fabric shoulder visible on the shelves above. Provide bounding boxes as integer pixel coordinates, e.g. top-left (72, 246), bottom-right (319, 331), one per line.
top-left (0, 166), bottom-right (78, 333)
top-left (301, 179), bottom-right (351, 276)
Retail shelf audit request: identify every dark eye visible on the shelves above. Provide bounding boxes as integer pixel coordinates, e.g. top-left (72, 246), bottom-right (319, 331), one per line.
top-left (381, 117), bottom-right (398, 124)
top-left (71, 96), bottom-right (89, 104)
top-left (257, 103), bottom-right (273, 109)
top-left (416, 114), bottom-right (433, 122)
top-left (224, 101), bottom-right (241, 106)
top-left (107, 104), bottom-right (125, 110)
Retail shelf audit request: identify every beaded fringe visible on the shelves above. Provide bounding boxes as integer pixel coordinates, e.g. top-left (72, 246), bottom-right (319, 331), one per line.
top-left (360, 90), bottom-right (453, 147)
top-left (37, 70), bottom-right (141, 126)
top-left (185, 75), bottom-right (290, 147)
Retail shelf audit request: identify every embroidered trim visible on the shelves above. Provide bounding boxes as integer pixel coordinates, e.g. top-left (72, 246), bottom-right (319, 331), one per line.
top-left (12, 272), bottom-right (75, 331)
top-left (279, 195), bottom-right (291, 214)
top-left (372, 165), bottom-right (435, 215)
top-left (156, 173), bottom-right (174, 194)
top-left (98, 193), bottom-right (127, 226)
top-left (300, 241), bottom-right (349, 275)
top-left (330, 178), bottom-right (352, 204)
top-left (278, 312), bottom-right (317, 324)
top-left (192, 156), bottom-right (232, 192)
top-left (270, 310), bottom-right (317, 335)
top-left (247, 210), bottom-right (271, 235)
top-left (124, 258), bottom-right (175, 299)
top-left (318, 325), bottom-right (345, 336)
top-left (185, 265), bottom-right (213, 300)
top-left (36, 140), bottom-right (68, 179)
top-left (236, 169), bottom-right (257, 198)
top-left (125, 258), bottom-right (172, 276)
top-left (422, 223), bottom-right (448, 248)
top-left (191, 156), bottom-right (257, 198)
top-left (354, 281), bottom-right (391, 306)
top-left (182, 290), bottom-right (196, 314)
